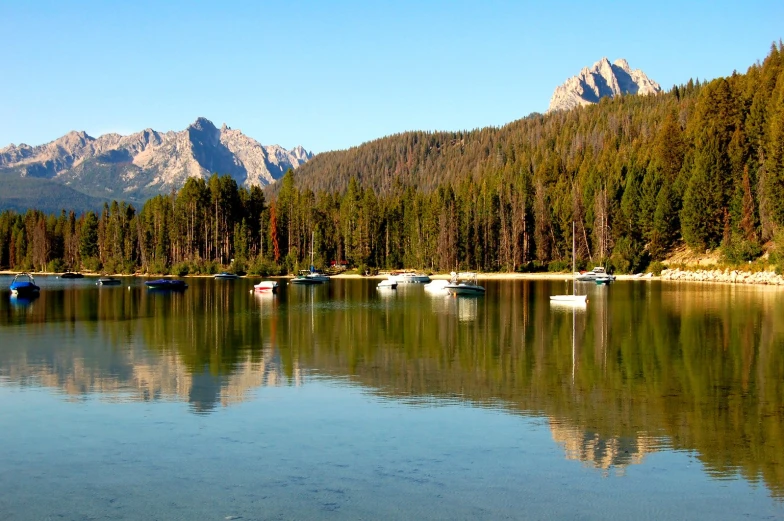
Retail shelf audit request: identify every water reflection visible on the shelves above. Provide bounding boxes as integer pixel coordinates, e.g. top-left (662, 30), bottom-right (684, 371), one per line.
top-left (1, 278), bottom-right (784, 497)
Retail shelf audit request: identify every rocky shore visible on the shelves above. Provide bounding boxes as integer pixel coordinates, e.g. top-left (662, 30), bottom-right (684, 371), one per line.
top-left (661, 268), bottom-right (784, 285)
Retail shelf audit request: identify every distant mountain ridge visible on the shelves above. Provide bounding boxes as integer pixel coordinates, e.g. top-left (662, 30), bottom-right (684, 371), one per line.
top-left (547, 58), bottom-right (661, 112)
top-left (0, 117), bottom-right (312, 205)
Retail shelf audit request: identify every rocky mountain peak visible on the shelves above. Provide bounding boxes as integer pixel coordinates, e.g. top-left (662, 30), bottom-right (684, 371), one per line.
top-left (0, 118), bottom-right (313, 202)
top-left (547, 58), bottom-right (662, 113)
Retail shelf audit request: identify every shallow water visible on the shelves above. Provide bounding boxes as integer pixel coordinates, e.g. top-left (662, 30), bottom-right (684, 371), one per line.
top-left (1, 276), bottom-right (783, 520)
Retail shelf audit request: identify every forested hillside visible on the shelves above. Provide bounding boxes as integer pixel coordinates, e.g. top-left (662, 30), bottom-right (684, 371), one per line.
top-left (1, 44), bottom-right (783, 275)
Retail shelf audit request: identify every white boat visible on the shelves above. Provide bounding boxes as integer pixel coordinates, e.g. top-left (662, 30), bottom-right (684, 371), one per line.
top-left (575, 266), bottom-right (615, 283)
top-left (550, 294), bottom-right (588, 304)
top-left (424, 279), bottom-right (450, 293)
top-left (377, 279), bottom-right (397, 290)
top-left (302, 231), bottom-right (330, 282)
top-left (389, 272), bottom-right (431, 284)
top-left (253, 281), bottom-right (278, 293)
top-left (445, 272), bottom-right (485, 296)
top-left (550, 222), bottom-right (588, 306)
top-left (305, 270), bottom-right (330, 282)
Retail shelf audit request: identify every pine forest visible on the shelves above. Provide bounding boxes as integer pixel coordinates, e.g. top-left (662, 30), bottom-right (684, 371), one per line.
top-left (1, 44), bottom-right (783, 276)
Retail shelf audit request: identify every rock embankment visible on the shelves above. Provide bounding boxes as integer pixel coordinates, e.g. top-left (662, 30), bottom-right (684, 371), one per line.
top-left (661, 268), bottom-right (784, 285)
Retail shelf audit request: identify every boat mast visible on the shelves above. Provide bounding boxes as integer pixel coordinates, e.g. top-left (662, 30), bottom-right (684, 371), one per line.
top-left (572, 221), bottom-right (576, 296)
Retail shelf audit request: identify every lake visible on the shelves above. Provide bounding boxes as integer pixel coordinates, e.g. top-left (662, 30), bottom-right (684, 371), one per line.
top-left (1, 276), bottom-right (783, 520)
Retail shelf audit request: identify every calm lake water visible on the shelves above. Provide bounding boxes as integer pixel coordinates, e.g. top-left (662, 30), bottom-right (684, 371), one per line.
top-left (1, 276), bottom-right (783, 520)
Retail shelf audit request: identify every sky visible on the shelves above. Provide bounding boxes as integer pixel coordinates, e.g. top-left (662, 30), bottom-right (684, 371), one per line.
top-left (1, 0), bottom-right (782, 154)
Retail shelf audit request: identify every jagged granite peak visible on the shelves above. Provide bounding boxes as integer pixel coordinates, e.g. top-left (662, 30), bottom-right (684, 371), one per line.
top-left (0, 117), bottom-right (312, 202)
top-left (547, 57), bottom-right (662, 113)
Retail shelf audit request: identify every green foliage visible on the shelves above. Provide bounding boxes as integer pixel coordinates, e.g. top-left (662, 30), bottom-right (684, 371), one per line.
top-left (548, 260), bottom-right (570, 273)
top-left (47, 259), bottom-right (65, 273)
top-left (172, 262), bottom-right (190, 277)
top-left (721, 234), bottom-right (763, 264)
top-left (648, 261), bottom-right (665, 276)
top-left (82, 256), bottom-right (101, 272)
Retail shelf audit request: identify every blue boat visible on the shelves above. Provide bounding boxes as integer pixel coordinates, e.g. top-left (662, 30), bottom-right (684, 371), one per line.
top-left (145, 279), bottom-right (188, 290)
top-left (10, 273), bottom-right (40, 297)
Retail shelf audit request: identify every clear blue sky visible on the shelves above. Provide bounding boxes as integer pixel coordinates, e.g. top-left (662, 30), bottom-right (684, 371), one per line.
top-left (1, 0), bottom-right (782, 153)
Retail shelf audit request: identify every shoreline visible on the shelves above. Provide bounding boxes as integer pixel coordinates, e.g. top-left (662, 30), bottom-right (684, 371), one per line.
top-left (2, 269), bottom-right (782, 286)
top-left (0, 270), bottom-right (645, 281)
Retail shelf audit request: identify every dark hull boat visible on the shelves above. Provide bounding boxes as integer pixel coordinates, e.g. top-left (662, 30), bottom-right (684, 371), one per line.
top-left (97, 277), bottom-right (122, 285)
top-left (145, 279), bottom-right (188, 290)
top-left (60, 271), bottom-right (84, 279)
top-left (10, 274), bottom-right (40, 297)
top-left (214, 272), bottom-right (240, 280)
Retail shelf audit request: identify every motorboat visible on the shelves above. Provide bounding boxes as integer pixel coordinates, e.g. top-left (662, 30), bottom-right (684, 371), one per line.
top-left (424, 279), bottom-right (450, 293)
top-left (97, 277), bottom-right (122, 285)
top-left (60, 271), bottom-right (83, 279)
top-left (445, 272), bottom-right (486, 296)
top-left (576, 266), bottom-right (616, 283)
top-left (551, 222), bottom-right (588, 305)
top-left (253, 281), bottom-right (279, 293)
top-left (145, 279), bottom-right (188, 290)
top-left (388, 271), bottom-right (431, 284)
top-left (377, 279), bottom-right (397, 290)
top-left (214, 272), bottom-right (240, 280)
top-left (10, 273), bottom-right (40, 297)
top-left (291, 271), bottom-right (323, 285)
top-left (304, 269), bottom-right (330, 282)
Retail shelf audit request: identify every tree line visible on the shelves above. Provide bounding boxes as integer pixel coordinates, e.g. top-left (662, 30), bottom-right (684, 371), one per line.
top-left (1, 43), bottom-right (783, 275)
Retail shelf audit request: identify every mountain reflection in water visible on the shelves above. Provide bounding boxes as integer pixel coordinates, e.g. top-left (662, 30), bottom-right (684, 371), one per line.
top-left (1, 277), bottom-right (783, 498)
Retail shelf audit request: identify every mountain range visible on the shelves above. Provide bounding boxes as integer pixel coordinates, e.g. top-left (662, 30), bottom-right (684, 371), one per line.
top-left (0, 117), bottom-right (311, 211)
top-left (547, 57), bottom-right (661, 112)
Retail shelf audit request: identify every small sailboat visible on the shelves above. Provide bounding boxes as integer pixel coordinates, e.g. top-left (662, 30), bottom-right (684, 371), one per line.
top-left (550, 222), bottom-right (587, 305)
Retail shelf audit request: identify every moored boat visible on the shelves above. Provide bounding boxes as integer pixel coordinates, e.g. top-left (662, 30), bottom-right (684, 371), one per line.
top-left (388, 271), bottom-right (431, 284)
top-left (550, 222), bottom-right (588, 306)
top-left (377, 279), bottom-right (397, 290)
top-left (445, 272), bottom-right (485, 296)
top-left (145, 279), bottom-right (188, 290)
top-left (424, 279), bottom-right (450, 293)
top-left (60, 271), bottom-right (84, 279)
top-left (10, 273), bottom-right (40, 297)
top-left (576, 266), bottom-right (616, 283)
top-left (253, 281), bottom-right (279, 293)
top-left (97, 277), bottom-right (122, 285)
top-left (291, 270), bottom-right (324, 285)
top-left (214, 272), bottom-right (240, 280)
top-left (550, 294), bottom-right (588, 304)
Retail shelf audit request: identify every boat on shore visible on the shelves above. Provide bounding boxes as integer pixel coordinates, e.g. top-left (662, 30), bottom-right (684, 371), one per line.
top-left (253, 281), bottom-right (279, 293)
top-left (145, 279), bottom-right (188, 290)
top-left (97, 277), bottom-right (122, 286)
top-left (445, 272), bottom-right (486, 296)
top-left (214, 272), bottom-right (240, 280)
top-left (10, 273), bottom-right (40, 297)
